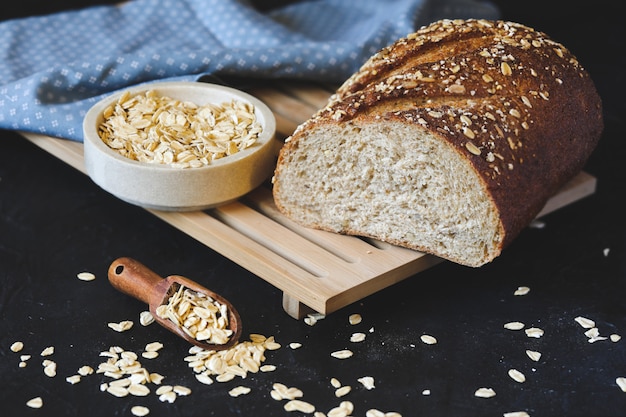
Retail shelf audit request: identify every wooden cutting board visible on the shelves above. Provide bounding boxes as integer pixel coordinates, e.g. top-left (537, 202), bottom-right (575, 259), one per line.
top-left (21, 80), bottom-right (597, 319)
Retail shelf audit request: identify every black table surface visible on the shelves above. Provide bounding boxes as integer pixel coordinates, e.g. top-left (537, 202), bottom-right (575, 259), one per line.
top-left (1, 1), bottom-right (625, 416)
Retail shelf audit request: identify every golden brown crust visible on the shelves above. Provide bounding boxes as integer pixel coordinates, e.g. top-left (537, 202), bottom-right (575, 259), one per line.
top-left (278, 19), bottom-right (603, 252)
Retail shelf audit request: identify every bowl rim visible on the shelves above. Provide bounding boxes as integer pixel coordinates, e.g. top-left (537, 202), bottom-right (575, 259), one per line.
top-left (82, 80), bottom-right (279, 211)
top-left (83, 80), bottom-right (277, 172)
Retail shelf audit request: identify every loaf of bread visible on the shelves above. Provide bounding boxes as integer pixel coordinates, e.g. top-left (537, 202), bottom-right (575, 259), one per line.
top-left (272, 19), bottom-right (603, 267)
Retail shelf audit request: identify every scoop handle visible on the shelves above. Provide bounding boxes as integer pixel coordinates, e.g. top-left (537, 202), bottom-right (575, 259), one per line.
top-left (108, 257), bottom-right (164, 305)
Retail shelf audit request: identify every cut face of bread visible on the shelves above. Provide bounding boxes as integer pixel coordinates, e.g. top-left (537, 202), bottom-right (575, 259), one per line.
top-left (274, 120), bottom-right (502, 266)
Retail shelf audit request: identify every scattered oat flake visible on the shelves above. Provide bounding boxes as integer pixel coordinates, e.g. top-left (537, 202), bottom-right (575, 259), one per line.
top-left (420, 335), bottom-right (437, 345)
top-left (350, 332), bottom-right (366, 342)
top-left (422, 389), bottom-right (431, 395)
top-left (173, 385), bottom-right (191, 396)
top-left (142, 351), bottom-right (159, 359)
top-left (335, 385), bottom-right (352, 397)
top-left (10, 341), bottom-right (24, 352)
top-left (616, 377), bottom-right (626, 392)
top-left (216, 373), bottom-right (236, 382)
top-left (159, 391), bottom-right (177, 403)
top-left (588, 335), bottom-right (608, 343)
top-left (131, 405), bottom-right (150, 416)
top-left (229, 386), bottom-right (251, 397)
top-left (525, 327), bottom-right (544, 338)
top-left (66, 375), bottom-right (81, 384)
top-left (610, 334), bottom-right (621, 342)
top-left (129, 384), bottom-right (151, 396)
top-left (108, 320), bottom-right (134, 332)
top-left (514, 286), bottom-right (530, 296)
top-left (333, 400), bottom-right (354, 415)
top-left (260, 364), bottom-right (276, 372)
top-left (474, 387), bottom-right (496, 398)
top-left (78, 365), bottom-right (94, 376)
top-left (195, 374), bottom-right (214, 385)
top-left (41, 346), bottom-right (54, 356)
top-left (584, 327), bottom-right (608, 343)
top-left (108, 385), bottom-right (130, 398)
top-left (508, 369), bottom-right (526, 383)
top-left (145, 341), bottom-right (164, 352)
top-left (603, 248), bottom-right (610, 257)
top-left (331, 349), bottom-right (353, 359)
top-left (349, 314), bottom-right (362, 325)
top-left (503, 412), bottom-right (530, 417)
top-left (366, 409), bottom-right (402, 417)
top-left (150, 373), bottom-right (165, 384)
top-left (26, 397), bottom-right (43, 408)
top-left (504, 321), bottom-right (525, 330)
top-left (139, 311), bottom-right (155, 326)
top-left (574, 316), bottom-right (595, 329)
top-left (358, 376), bottom-right (375, 390)
top-left (289, 342), bottom-right (302, 349)
top-left (77, 271), bottom-right (96, 281)
top-left (525, 350), bottom-right (542, 362)
top-left (284, 399), bottom-right (315, 413)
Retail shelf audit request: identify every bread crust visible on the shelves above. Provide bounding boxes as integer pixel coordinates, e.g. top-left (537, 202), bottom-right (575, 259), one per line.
top-left (273, 19), bottom-right (603, 266)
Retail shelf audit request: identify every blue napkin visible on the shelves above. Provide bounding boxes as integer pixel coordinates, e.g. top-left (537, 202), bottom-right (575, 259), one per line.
top-left (0, 0), bottom-right (499, 142)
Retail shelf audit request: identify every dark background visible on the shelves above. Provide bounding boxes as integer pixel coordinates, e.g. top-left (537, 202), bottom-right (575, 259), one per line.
top-left (1, 1), bottom-right (625, 416)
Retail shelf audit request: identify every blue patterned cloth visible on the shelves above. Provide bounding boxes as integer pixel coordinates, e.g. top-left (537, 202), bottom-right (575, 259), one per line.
top-left (0, 0), bottom-right (498, 141)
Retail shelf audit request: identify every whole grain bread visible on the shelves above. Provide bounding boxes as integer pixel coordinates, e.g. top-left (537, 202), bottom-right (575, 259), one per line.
top-left (272, 19), bottom-right (603, 267)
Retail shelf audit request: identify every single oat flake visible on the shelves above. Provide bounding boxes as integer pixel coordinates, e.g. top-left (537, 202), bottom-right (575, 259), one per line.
top-left (131, 406), bottom-right (150, 416)
top-left (474, 387), bottom-right (496, 398)
top-left (331, 349), bottom-right (353, 359)
top-left (514, 286), bottom-right (530, 296)
top-left (525, 327), bottom-right (544, 338)
top-left (349, 313), bottom-right (362, 325)
top-left (574, 316), bottom-right (595, 329)
top-left (26, 397), bottom-right (43, 409)
top-left (229, 386), bottom-right (251, 397)
top-left (504, 321), bottom-right (525, 330)
top-left (508, 369), bottom-right (526, 383)
top-left (284, 399), bottom-right (315, 413)
top-left (525, 350), bottom-right (542, 362)
top-left (358, 376), bottom-right (375, 390)
top-left (503, 412), bottom-right (529, 417)
top-left (10, 341), bottom-right (23, 352)
top-left (77, 271), bottom-right (96, 281)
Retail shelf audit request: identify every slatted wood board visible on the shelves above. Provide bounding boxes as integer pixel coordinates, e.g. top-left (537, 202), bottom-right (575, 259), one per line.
top-left (21, 80), bottom-right (597, 319)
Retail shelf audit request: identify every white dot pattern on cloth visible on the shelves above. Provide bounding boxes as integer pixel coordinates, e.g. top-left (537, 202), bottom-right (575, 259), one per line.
top-left (0, 0), bottom-right (498, 141)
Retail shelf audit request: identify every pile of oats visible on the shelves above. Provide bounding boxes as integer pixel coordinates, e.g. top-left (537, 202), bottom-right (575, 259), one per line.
top-left (98, 90), bottom-right (262, 168)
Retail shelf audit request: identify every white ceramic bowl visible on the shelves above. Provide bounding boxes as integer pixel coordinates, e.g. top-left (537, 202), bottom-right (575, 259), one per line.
top-left (83, 81), bottom-right (278, 211)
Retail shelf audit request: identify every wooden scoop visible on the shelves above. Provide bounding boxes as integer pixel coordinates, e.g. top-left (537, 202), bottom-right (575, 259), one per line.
top-left (108, 257), bottom-right (242, 350)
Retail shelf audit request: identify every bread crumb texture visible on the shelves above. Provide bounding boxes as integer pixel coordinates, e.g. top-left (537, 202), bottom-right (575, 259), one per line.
top-left (272, 19), bottom-right (603, 267)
